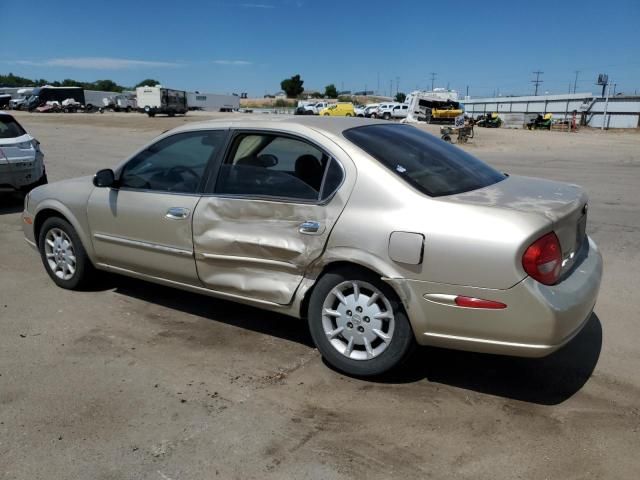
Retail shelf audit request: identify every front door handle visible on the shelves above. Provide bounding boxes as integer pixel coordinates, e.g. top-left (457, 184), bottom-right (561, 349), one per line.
top-left (165, 207), bottom-right (190, 220)
top-left (299, 220), bottom-right (323, 234)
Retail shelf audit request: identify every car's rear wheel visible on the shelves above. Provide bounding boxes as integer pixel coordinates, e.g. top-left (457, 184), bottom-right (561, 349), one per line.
top-left (383, 112), bottom-right (391, 120)
top-left (308, 267), bottom-right (415, 376)
top-left (38, 217), bottom-right (94, 290)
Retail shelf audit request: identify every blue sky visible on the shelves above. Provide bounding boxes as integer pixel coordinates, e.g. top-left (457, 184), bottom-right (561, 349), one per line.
top-left (2, 0), bottom-right (639, 97)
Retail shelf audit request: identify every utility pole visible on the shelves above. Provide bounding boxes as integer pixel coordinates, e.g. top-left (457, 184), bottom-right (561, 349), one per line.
top-left (377, 72), bottom-right (380, 95)
top-left (466, 85), bottom-right (469, 98)
top-left (389, 80), bottom-right (393, 98)
top-left (602, 82), bottom-right (611, 130)
top-left (430, 72), bottom-right (437, 91)
top-left (573, 70), bottom-right (580, 94)
top-left (396, 76), bottom-right (400, 96)
top-left (532, 71), bottom-right (544, 96)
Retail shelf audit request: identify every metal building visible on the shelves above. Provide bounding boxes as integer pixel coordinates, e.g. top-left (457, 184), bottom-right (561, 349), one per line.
top-left (463, 93), bottom-right (640, 129)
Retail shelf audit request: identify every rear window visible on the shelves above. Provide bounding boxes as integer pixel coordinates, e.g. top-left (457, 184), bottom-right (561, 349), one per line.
top-left (0, 115), bottom-right (27, 139)
top-left (343, 124), bottom-right (505, 197)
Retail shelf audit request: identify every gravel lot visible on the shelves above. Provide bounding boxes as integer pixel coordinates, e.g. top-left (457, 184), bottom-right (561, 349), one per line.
top-left (1, 111), bottom-right (639, 479)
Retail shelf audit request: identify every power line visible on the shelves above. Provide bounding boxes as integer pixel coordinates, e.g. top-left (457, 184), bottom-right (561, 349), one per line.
top-left (531, 71), bottom-right (544, 96)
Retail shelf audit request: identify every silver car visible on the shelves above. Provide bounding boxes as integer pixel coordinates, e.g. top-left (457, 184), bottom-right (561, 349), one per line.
top-left (22, 117), bottom-right (602, 376)
top-left (1, 112), bottom-right (47, 193)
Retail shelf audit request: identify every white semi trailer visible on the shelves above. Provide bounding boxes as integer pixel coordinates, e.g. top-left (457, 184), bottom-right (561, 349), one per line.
top-left (186, 92), bottom-right (239, 112)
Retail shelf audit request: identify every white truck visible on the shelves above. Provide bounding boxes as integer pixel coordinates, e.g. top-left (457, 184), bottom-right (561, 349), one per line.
top-left (9, 88), bottom-right (34, 110)
top-left (136, 86), bottom-right (188, 117)
top-left (295, 101), bottom-right (329, 115)
top-left (376, 102), bottom-right (409, 120)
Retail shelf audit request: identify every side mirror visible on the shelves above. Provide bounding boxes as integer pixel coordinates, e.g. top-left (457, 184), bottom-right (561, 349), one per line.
top-left (256, 154), bottom-right (278, 168)
top-left (93, 168), bottom-right (116, 188)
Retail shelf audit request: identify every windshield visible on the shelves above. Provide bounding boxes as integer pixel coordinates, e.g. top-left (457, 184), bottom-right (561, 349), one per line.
top-left (343, 124), bottom-right (505, 197)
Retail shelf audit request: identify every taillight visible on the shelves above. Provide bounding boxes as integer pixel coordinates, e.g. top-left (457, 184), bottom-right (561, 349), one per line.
top-left (523, 232), bottom-right (562, 285)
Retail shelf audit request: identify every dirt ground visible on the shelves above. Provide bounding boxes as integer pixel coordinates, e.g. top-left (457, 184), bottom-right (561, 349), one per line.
top-left (1, 111), bottom-right (639, 480)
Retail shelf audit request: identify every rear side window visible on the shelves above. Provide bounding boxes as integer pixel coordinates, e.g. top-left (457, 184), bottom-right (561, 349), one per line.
top-left (343, 124), bottom-right (505, 197)
top-left (215, 132), bottom-right (343, 202)
top-left (0, 115), bottom-right (27, 139)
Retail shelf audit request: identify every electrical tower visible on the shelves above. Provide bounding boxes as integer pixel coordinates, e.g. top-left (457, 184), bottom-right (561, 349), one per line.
top-left (430, 72), bottom-right (437, 91)
top-left (532, 71), bottom-right (544, 96)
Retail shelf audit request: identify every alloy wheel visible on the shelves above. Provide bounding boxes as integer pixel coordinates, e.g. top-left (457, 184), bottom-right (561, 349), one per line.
top-left (321, 280), bottom-right (395, 360)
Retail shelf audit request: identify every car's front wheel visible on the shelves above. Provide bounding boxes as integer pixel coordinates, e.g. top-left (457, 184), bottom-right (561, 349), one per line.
top-left (38, 217), bottom-right (94, 290)
top-left (308, 267), bottom-right (415, 376)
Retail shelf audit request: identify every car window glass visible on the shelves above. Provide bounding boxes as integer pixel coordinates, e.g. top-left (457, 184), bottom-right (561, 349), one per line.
top-left (320, 158), bottom-right (344, 201)
top-left (215, 133), bottom-right (333, 201)
top-left (120, 130), bottom-right (225, 193)
top-left (0, 115), bottom-right (27, 138)
top-left (344, 124), bottom-right (505, 197)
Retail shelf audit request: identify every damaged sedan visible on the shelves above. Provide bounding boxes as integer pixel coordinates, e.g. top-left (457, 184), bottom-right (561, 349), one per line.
top-left (22, 117), bottom-right (602, 376)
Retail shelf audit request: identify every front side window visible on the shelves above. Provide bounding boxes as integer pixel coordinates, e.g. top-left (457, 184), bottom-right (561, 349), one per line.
top-left (344, 124), bottom-right (505, 197)
top-left (215, 133), bottom-right (342, 201)
top-left (120, 130), bottom-right (226, 193)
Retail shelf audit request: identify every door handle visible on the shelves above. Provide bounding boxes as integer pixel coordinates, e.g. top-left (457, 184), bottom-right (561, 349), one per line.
top-left (165, 207), bottom-right (190, 220)
top-left (299, 220), bottom-right (323, 234)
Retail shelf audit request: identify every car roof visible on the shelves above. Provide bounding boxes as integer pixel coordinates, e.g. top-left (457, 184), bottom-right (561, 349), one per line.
top-left (170, 115), bottom-right (390, 137)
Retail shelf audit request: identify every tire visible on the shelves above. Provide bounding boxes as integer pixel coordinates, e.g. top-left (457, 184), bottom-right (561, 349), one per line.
top-left (442, 134), bottom-right (452, 143)
top-left (147, 112), bottom-right (155, 117)
top-left (308, 267), bottom-right (415, 377)
top-left (323, 113), bottom-right (330, 116)
top-left (383, 112), bottom-right (391, 120)
top-left (38, 217), bottom-right (95, 290)
top-left (345, 113), bottom-right (352, 117)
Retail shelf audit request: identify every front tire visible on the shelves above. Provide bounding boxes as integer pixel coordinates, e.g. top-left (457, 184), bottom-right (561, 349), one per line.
top-left (38, 217), bottom-right (94, 290)
top-left (308, 267), bottom-right (415, 377)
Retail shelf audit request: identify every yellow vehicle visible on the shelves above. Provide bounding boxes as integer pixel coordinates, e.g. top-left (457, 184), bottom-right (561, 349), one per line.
top-left (319, 102), bottom-right (355, 117)
top-left (432, 107), bottom-right (463, 119)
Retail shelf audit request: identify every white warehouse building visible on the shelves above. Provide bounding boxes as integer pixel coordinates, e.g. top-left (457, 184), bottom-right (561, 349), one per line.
top-left (463, 93), bottom-right (640, 129)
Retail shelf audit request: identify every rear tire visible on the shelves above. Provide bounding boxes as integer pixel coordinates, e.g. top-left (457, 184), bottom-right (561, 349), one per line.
top-left (308, 267), bottom-right (415, 377)
top-left (38, 217), bottom-right (95, 290)
top-left (383, 112), bottom-right (391, 120)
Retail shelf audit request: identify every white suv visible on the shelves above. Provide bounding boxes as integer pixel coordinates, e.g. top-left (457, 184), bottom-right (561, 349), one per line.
top-left (376, 103), bottom-right (408, 120)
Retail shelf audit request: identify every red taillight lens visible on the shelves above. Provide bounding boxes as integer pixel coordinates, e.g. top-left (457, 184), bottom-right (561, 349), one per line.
top-left (523, 232), bottom-right (562, 285)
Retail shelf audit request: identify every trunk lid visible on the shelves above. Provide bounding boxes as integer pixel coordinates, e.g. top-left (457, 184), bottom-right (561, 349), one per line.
top-left (448, 175), bottom-right (588, 271)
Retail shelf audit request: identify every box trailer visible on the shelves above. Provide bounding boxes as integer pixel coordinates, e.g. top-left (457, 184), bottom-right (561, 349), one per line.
top-left (84, 90), bottom-right (120, 112)
top-left (136, 86), bottom-right (188, 117)
top-left (25, 86), bottom-right (85, 111)
top-left (186, 92), bottom-right (239, 112)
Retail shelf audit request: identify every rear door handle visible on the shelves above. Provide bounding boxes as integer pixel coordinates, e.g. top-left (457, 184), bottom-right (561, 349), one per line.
top-left (165, 207), bottom-right (190, 220)
top-left (299, 220), bottom-right (324, 234)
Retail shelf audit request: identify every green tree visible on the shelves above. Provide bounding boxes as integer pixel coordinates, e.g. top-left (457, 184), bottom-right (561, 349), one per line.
top-left (280, 74), bottom-right (304, 98)
top-left (324, 84), bottom-right (338, 99)
top-left (394, 92), bottom-right (407, 103)
top-left (134, 79), bottom-right (161, 88)
top-left (92, 79), bottom-right (122, 92)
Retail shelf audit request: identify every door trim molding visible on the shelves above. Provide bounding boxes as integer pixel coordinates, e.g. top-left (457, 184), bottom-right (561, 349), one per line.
top-left (198, 252), bottom-right (298, 270)
top-left (93, 233), bottom-right (193, 257)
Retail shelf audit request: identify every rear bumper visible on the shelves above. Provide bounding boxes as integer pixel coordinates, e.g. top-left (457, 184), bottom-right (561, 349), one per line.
top-left (386, 236), bottom-right (603, 357)
top-left (0, 153), bottom-right (45, 191)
